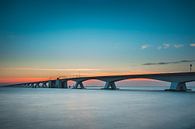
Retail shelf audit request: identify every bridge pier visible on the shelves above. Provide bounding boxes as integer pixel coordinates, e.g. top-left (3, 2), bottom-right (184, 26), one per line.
top-left (62, 80), bottom-right (68, 88)
top-left (48, 80), bottom-right (56, 88)
top-left (29, 83), bottom-right (33, 88)
top-left (55, 80), bottom-right (62, 88)
top-left (32, 83), bottom-right (36, 88)
top-left (27, 83), bottom-right (31, 88)
top-left (35, 83), bottom-right (40, 88)
top-left (42, 82), bottom-right (47, 88)
top-left (31, 83), bottom-right (34, 88)
top-left (103, 81), bottom-right (118, 90)
top-left (23, 83), bottom-right (27, 87)
top-left (27, 83), bottom-right (30, 88)
top-left (166, 82), bottom-right (191, 91)
top-left (73, 81), bottom-right (85, 89)
top-left (55, 80), bottom-right (68, 88)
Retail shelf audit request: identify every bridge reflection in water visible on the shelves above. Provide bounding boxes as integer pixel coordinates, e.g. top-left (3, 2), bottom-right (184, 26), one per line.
top-left (16, 72), bottom-right (195, 91)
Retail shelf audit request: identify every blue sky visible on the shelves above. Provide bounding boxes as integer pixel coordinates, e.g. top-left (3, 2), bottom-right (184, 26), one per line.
top-left (0, 0), bottom-right (195, 84)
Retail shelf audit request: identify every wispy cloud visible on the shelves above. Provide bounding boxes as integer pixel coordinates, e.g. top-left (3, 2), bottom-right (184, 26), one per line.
top-left (141, 43), bottom-right (188, 50)
top-left (174, 44), bottom-right (184, 48)
top-left (190, 43), bottom-right (195, 47)
top-left (141, 44), bottom-right (150, 49)
top-left (162, 43), bottom-right (170, 49)
top-left (157, 43), bottom-right (171, 50)
top-left (143, 59), bottom-right (195, 65)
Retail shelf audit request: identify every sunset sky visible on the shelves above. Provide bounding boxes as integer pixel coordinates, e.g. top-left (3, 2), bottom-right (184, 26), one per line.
top-left (0, 0), bottom-right (195, 85)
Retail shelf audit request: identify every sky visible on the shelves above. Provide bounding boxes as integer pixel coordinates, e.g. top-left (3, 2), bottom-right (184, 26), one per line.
top-left (0, 0), bottom-right (195, 85)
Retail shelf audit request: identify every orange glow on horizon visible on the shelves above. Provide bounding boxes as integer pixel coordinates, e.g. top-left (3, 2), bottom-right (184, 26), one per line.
top-left (0, 67), bottom-right (159, 85)
top-left (0, 77), bottom-right (49, 84)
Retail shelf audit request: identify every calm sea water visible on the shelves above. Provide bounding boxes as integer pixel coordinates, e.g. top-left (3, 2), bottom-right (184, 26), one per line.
top-left (0, 86), bottom-right (195, 129)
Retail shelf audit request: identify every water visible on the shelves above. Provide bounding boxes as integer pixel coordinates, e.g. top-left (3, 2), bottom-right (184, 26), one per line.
top-left (0, 86), bottom-right (195, 129)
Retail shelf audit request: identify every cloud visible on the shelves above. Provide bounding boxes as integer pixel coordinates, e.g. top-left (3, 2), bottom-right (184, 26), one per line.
top-left (162, 43), bottom-right (170, 49)
top-left (174, 44), bottom-right (184, 48)
top-left (190, 43), bottom-right (195, 47)
top-left (157, 43), bottom-right (170, 50)
top-left (143, 59), bottom-right (195, 65)
top-left (158, 43), bottom-right (184, 49)
top-left (141, 44), bottom-right (150, 49)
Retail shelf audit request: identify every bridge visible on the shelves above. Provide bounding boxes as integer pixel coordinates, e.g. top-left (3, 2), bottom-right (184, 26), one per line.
top-left (16, 72), bottom-right (195, 91)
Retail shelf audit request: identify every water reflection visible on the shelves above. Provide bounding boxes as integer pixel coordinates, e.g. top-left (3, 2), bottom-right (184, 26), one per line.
top-left (0, 87), bottom-right (195, 129)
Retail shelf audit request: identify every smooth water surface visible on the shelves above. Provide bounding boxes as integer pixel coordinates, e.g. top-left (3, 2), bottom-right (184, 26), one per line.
top-left (0, 86), bottom-right (195, 129)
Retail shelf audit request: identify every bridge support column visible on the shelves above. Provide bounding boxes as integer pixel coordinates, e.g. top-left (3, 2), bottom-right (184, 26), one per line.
top-left (103, 81), bottom-right (118, 90)
top-left (62, 81), bottom-right (68, 88)
top-left (55, 80), bottom-right (62, 88)
top-left (73, 81), bottom-right (85, 89)
top-left (35, 83), bottom-right (40, 88)
top-left (23, 83), bottom-right (27, 87)
top-left (166, 82), bottom-right (191, 91)
top-left (49, 80), bottom-right (55, 88)
top-left (38, 83), bottom-right (41, 88)
top-left (48, 81), bottom-right (52, 88)
top-left (33, 83), bottom-right (37, 88)
top-left (27, 83), bottom-right (31, 88)
top-left (27, 83), bottom-right (31, 87)
top-left (42, 82), bottom-right (47, 88)
top-left (29, 83), bottom-right (33, 88)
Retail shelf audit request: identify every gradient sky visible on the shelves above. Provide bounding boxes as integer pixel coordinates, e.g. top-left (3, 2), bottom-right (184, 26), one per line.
top-left (0, 0), bottom-right (195, 85)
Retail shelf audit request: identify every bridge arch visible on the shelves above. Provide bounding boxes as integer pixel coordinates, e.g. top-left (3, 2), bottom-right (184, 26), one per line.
top-left (115, 78), bottom-right (170, 86)
top-left (82, 79), bottom-right (105, 87)
top-left (186, 81), bottom-right (195, 90)
top-left (67, 80), bottom-right (76, 88)
top-left (107, 76), bottom-right (194, 91)
top-left (70, 78), bottom-right (105, 89)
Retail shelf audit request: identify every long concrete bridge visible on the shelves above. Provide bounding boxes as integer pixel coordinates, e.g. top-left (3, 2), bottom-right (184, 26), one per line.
top-left (16, 72), bottom-right (195, 91)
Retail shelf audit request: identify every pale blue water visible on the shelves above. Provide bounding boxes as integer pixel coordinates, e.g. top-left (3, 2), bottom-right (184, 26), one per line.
top-left (0, 86), bottom-right (195, 129)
